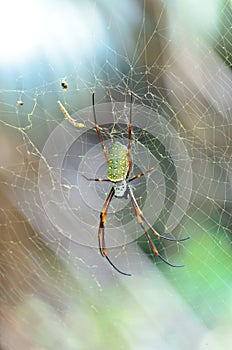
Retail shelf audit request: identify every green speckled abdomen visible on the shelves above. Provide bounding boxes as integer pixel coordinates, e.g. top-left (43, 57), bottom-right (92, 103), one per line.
top-left (107, 142), bottom-right (128, 182)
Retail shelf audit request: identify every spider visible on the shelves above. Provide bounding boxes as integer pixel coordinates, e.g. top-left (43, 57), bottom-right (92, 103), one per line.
top-left (61, 93), bottom-right (190, 276)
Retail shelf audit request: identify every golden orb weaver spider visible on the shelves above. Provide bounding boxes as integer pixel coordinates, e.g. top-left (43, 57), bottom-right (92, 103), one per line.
top-left (60, 93), bottom-right (190, 276)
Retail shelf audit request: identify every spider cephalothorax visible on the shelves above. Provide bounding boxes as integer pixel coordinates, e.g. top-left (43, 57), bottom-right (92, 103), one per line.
top-left (113, 179), bottom-right (128, 198)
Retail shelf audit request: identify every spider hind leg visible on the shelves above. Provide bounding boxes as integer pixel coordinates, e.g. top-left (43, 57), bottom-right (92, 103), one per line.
top-left (157, 252), bottom-right (185, 268)
top-left (128, 186), bottom-right (187, 268)
top-left (141, 221), bottom-right (185, 268)
top-left (98, 187), bottom-right (132, 276)
top-left (105, 255), bottom-right (132, 276)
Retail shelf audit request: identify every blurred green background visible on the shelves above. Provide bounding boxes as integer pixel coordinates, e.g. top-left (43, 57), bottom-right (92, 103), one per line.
top-left (0, 0), bottom-right (231, 349)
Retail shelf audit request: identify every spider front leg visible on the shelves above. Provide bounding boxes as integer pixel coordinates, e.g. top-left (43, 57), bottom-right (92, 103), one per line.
top-left (98, 187), bottom-right (131, 276)
top-left (92, 93), bottom-right (109, 163)
top-left (126, 93), bottom-right (133, 179)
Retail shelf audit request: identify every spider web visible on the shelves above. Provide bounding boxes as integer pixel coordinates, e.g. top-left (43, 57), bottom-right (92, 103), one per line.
top-left (0, 0), bottom-right (231, 349)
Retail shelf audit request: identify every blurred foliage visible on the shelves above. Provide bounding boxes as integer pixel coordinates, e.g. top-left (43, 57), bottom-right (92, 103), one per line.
top-left (172, 207), bottom-right (232, 327)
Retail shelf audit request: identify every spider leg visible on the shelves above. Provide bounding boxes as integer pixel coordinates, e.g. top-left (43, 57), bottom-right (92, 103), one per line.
top-left (126, 93), bottom-right (133, 179)
top-left (128, 167), bottom-right (155, 183)
top-left (92, 93), bottom-right (109, 163)
top-left (82, 175), bottom-right (110, 182)
top-left (104, 255), bottom-right (132, 276)
top-left (98, 187), bottom-right (114, 256)
top-left (128, 186), bottom-right (186, 268)
top-left (128, 186), bottom-right (190, 242)
top-left (140, 222), bottom-right (185, 268)
top-left (98, 187), bottom-right (131, 276)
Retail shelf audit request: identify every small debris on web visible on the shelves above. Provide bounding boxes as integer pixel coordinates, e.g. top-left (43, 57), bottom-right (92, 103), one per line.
top-left (61, 80), bottom-right (68, 90)
top-left (17, 100), bottom-right (24, 106)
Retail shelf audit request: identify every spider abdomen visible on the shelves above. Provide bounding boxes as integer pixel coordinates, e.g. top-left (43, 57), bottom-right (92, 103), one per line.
top-left (107, 142), bottom-right (128, 182)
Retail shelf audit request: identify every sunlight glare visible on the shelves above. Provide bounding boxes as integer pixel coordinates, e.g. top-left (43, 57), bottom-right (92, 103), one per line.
top-left (0, 0), bottom-right (104, 65)
top-left (0, 0), bottom-right (44, 63)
